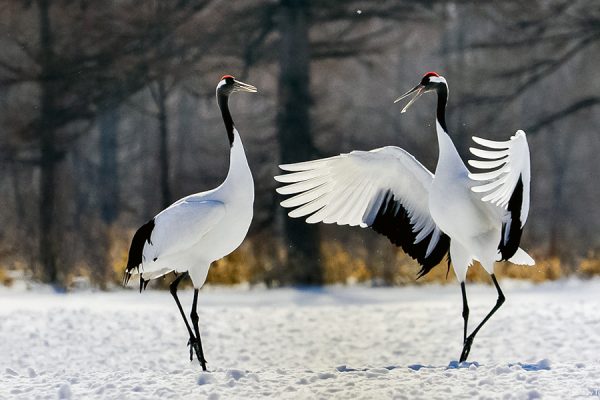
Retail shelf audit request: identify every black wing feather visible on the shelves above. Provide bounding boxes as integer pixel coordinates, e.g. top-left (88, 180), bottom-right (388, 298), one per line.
top-left (370, 190), bottom-right (450, 278)
top-left (498, 176), bottom-right (524, 260)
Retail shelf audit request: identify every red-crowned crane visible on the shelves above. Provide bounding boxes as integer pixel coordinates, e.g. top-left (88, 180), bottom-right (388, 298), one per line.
top-left (124, 76), bottom-right (257, 371)
top-left (275, 72), bottom-right (534, 362)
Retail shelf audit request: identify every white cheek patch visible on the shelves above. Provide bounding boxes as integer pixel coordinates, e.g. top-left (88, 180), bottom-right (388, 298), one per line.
top-left (429, 76), bottom-right (447, 85)
top-left (217, 79), bottom-right (227, 90)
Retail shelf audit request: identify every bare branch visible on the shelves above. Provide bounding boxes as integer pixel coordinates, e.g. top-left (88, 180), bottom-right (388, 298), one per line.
top-left (526, 96), bottom-right (600, 133)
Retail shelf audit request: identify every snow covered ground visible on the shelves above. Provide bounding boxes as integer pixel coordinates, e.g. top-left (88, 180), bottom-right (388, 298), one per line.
top-left (1, 279), bottom-right (599, 399)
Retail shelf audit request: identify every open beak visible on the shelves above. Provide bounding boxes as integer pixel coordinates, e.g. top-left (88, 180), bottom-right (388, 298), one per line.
top-left (233, 79), bottom-right (258, 93)
top-left (394, 84), bottom-right (425, 113)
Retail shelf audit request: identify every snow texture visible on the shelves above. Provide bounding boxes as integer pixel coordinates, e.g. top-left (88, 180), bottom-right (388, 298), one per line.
top-left (1, 279), bottom-right (599, 399)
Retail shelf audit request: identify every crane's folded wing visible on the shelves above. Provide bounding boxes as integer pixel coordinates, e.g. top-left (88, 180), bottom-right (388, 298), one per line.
top-left (275, 146), bottom-right (449, 277)
top-left (143, 200), bottom-right (226, 262)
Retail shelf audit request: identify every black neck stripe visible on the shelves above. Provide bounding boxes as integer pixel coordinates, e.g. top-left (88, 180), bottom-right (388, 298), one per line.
top-left (436, 84), bottom-right (448, 133)
top-left (218, 93), bottom-right (235, 147)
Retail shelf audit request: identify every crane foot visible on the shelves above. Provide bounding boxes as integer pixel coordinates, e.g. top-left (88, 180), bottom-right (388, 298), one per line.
top-left (459, 336), bottom-right (473, 363)
top-left (187, 337), bottom-right (207, 371)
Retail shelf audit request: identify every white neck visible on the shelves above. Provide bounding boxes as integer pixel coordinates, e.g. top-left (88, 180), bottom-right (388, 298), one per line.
top-left (434, 121), bottom-right (468, 179)
top-left (221, 128), bottom-right (254, 197)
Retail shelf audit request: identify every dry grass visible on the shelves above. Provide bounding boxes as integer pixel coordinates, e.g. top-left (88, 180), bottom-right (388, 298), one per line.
top-left (207, 243), bottom-right (260, 285)
top-left (100, 237), bottom-right (577, 288)
top-left (0, 266), bottom-right (14, 286)
top-left (283, 242), bottom-right (571, 286)
top-left (110, 226), bottom-right (131, 285)
top-left (578, 252), bottom-right (600, 277)
top-left (207, 233), bottom-right (282, 285)
top-left (321, 241), bottom-right (371, 284)
top-left (462, 256), bottom-right (563, 284)
top-left (1, 229), bottom-right (598, 289)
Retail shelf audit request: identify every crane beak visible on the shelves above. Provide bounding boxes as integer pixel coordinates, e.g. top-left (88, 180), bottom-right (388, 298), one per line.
top-left (233, 79), bottom-right (258, 93)
top-left (394, 84), bottom-right (425, 113)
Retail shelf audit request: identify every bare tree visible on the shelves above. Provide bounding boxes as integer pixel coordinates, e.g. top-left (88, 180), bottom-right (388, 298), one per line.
top-left (275, 0), bottom-right (322, 284)
top-left (463, 0), bottom-right (600, 129)
top-left (277, 1), bottom-right (440, 284)
top-left (0, 0), bottom-right (215, 285)
top-left (98, 103), bottom-right (120, 224)
top-left (463, 0), bottom-right (600, 260)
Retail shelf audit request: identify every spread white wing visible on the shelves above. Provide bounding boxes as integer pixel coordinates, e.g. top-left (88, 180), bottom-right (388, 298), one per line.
top-left (275, 146), bottom-right (449, 276)
top-left (468, 130), bottom-right (531, 225)
top-left (468, 130), bottom-right (531, 260)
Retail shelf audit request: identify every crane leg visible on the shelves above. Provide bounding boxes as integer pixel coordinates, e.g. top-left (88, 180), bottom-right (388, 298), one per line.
top-left (169, 272), bottom-right (197, 362)
top-left (460, 282), bottom-right (469, 344)
top-left (459, 274), bottom-right (505, 362)
top-left (190, 289), bottom-right (207, 371)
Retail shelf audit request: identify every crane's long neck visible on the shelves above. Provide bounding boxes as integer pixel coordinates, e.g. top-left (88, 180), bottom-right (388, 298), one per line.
top-left (217, 93), bottom-right (253, 194)
top-left (433, 83), bottom-right (468, 178)
top-left (218, 93), bottom-right (235, 147)
top-left (435, 84), bottom-right (448, 134)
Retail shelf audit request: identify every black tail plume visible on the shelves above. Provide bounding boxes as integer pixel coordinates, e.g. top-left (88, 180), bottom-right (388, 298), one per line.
top-left (123, 219), bottom-right (155, 287)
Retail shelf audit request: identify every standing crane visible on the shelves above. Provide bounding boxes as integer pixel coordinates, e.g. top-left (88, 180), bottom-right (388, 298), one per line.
top-left (124, 75), bottom-right (257, 371)
top-left (275, 72), bottom-right (534, 362)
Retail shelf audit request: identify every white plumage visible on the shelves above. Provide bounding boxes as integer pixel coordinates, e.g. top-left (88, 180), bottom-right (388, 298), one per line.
top-left (275, 72), bottom-right (534, 362)
top-left (128, 131), bottom-right (254, 287)
top-left (123, 75), bottom-right (257, 370)
top-left (276, 147), bottom-right (446, 260)
top-left (469, 131), bottom-right (531, 223)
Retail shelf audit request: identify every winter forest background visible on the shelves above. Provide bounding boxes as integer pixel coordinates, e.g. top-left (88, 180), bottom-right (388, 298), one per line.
top-left (0, 0), bottom-right (599, 289)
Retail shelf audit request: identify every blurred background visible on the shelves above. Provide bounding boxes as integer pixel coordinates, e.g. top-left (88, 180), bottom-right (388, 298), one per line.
top-left (0, 0), bottom-right (599, 290)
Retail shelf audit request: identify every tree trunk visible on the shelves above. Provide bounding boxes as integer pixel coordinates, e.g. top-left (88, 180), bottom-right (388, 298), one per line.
top-left (38, 0), bottom-right (59, 284)
top-left (548, 129), bottom-right (572, 259)
top-left (10, 164), bottom-right (37, 273)
top-left (157, 79), bottom-right (172, 209)
top-left (98, 105), bottom-right (120, 223)
top-left (276, 0), bottom-right (322, 285)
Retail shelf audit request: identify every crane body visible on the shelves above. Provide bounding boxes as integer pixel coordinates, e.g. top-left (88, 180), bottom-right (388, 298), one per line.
top-left (275, 72), bottom-right (534, 362)
top-left (124, 76), bottom-right (257, 370)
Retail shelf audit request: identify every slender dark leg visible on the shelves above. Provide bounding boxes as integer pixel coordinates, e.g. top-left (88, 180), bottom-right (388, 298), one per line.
top-left (190, 289), bottom-right (207, 371)
top-left (169, 272), bottom-right (196, 361)
top-left (461, 282), bottom-right (469, 344)
top-left (459, 274), bottom-right (505, 362)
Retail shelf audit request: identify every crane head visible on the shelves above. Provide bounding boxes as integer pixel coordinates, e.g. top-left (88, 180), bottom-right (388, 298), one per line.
top-left (217, 75), bottom-right (258, 95)
top-left (394, 71), bottom-right (446, 113)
